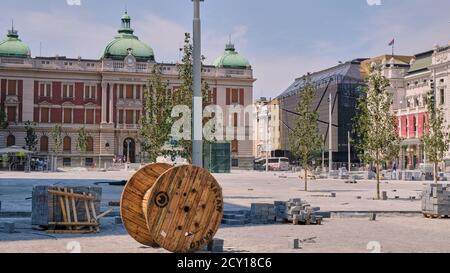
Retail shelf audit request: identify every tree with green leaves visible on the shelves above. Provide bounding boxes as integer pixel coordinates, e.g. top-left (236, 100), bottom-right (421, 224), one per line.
top-left (422, 89), bottom-right (450, 183)
top-left (76, 127), bottom-right (88, 167)
top-left (51, 125), bottom-right (63, 171)
top-left (24, 121), bottom-right (38, 151)
top-left (173, 32), bottom-right (211, 163)
top-left (353, 68), bottom-right (400, 199)
top-left (289, 74), bottom-right (322, 191)
top-left (139, 65), bottom-right (173, 163)
top-left (0, 104), bottom-right (7, 129)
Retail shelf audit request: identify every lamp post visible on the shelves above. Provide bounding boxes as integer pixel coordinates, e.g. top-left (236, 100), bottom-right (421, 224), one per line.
top-left (126, 139), bottom-right (131, 164)
top-left (192, 0), bottom-right (204, 167)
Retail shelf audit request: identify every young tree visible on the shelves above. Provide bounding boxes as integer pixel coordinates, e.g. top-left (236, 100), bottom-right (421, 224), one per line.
top-left (289, 74), bottom-right (322, 191)
top-left (422, 89), bottom-right (450, 183)
top-left (0, 104), bottom-right (8, 129)
top-left (354, 68), bottom-right (400, 199)
top-left (51, 125), bottom-right (63, 171)
top-left (76, 127), bottom-right (88, 167)
top-left (173, 33), bottom-right (210, 163)
top-left (139, 65), bottom-right (173, 163)
top-left (24, 121), bottom-right (38, 151)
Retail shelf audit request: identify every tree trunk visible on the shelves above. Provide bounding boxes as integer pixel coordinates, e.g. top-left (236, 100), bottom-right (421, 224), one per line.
top-left (434, 162), bottom-right (438, 184)
top-left (376, 162), bottom-right (381, 200)
top-left (304, 166), bottom-right (308, 192)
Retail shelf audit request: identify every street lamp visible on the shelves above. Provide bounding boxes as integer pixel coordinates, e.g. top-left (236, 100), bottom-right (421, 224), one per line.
top-left (192, 0), bottom-right (204, 167)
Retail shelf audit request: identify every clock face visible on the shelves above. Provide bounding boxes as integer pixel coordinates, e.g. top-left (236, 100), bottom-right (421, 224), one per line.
top-left (125, 56), bottom-right (135, 66)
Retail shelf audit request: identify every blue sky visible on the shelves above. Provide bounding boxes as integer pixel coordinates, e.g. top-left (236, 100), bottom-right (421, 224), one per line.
top-left (1, 0), bottom-right (450, 98)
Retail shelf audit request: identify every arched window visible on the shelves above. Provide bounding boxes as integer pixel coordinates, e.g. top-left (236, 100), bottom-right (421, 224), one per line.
top-left (6, 135), bottom-right (15, 147)
top-left (63, 136), bottom-right (71, 152)
top-left (40, 136), bottom-right (49, 152)
top-left (86, 136), bottom-right (94, 152)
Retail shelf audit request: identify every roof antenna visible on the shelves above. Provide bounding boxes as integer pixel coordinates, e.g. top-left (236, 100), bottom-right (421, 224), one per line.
top-left (11, 19), bottom-right (14, 32)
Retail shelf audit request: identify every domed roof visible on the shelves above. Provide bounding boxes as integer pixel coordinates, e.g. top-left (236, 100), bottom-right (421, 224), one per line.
top-left (102, 12), bottom-right (155, 61)
top-left (0, 27), bottom-right (30, 58)
top-left (213, 43), bottom-right (250, 69)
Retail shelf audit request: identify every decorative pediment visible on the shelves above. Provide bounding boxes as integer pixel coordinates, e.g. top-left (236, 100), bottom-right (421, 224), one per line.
top-left (62, 101), bottom-right (75, 107)
top-left (4, 95), bottom-right (19, 105)
top-left (38, 101), bottom-right (52, 106)
top-left (84, 102), bottom-right (97, 108)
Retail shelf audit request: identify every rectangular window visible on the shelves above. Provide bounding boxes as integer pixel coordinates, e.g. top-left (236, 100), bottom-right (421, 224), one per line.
top-left (231, 89), bottom-right (239, 103)
top-left (233, 113), bottom-right (238, 127)
top-left (440, 89), bottom-right (445, 105)
top-left (118, 110), bottom-right (124, 124)
top-left (40, 107), bottom-right (49, 123)
top-left (84, 85), bottom-right (96, 99)
top-left (119, 84), bottom-right (124, 99)
top-left (126, 110), bottom-right (134, 124)
top-left (63, 108), bottom-right (72, 123)
top-left (85, 109), bottom-right (94, 124)
top-left (63, 83), bottom-right (74, 99)
top-left (63, 158), bottom-right (71, 167)
top-left (126, 85), bottom-right (134, 99)
top-left (7, 80), bottom-right (17, 96)
top-left (39, 83), bottom-right (51, 97)
top-left (7, 106), bottom-right (16, 122)
top-left (231, 140), bottom-right (238, 153)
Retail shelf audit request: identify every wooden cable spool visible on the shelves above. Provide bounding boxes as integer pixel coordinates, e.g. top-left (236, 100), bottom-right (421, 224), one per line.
top-left (121, 164), bottom-right (224, 253)
top-left (120, 163), bottom-right (172, 247)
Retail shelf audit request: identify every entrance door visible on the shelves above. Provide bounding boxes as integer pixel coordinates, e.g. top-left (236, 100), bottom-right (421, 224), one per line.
top-left (123, 138), bottom-right (136, 163)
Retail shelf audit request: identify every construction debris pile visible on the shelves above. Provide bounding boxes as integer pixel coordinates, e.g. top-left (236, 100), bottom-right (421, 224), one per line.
top-left (222, 198), bottom-right (330, 226)
top-left (422, 184), bottom-right (450, 218)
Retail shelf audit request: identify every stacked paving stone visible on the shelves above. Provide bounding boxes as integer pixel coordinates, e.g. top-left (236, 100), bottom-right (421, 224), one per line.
top-left (274, 198), bottom-right (328, 225)
top-left (422, 184), bottom-right (450, 217)
top-left (249, 203), bottom-right (276, 224)
top-left (221, 210), bottom-right (250, 226)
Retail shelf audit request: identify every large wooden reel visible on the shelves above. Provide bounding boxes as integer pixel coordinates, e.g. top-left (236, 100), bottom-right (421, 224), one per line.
top-left (120, 163), bottom-right (172, 246)
top-left (121, 164), bottom-right (224, 253)
top-left (144, 165), bottom-right (224, 253)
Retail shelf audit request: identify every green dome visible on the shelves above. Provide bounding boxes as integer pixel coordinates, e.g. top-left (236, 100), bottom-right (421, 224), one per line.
top-left (0, 29), bottom-right (30, 58)
top-left (213, 43), bottom-right (250, 69)
top-left (102, 12), bottom-right (155, 61)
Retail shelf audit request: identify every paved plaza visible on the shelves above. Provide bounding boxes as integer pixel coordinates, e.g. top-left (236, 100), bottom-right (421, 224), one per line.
top-left (1, 170), bottom-right (450, 253)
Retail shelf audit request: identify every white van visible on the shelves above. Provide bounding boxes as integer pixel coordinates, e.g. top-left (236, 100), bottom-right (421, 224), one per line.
top-left (254, 157), bottom-right (290, 171)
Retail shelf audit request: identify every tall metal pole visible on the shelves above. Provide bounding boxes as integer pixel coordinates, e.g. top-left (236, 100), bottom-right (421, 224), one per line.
top-left (192, 0), bottom-right (203, 167)
top-left (329, 93), bottom-right (333, 173)
top-left (265, 108), bottom-right (270, 173)
top-left (348, 131), bottom-right (351, 172)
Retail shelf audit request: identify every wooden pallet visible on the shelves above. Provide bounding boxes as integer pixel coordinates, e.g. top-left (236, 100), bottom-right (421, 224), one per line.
top-left (46, 187), bottom-right (112, 233)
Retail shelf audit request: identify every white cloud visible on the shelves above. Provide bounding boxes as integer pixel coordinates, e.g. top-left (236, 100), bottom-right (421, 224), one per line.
top-left (13, 10), bottom-right (115, 58)
top-left (133, 14), bottom-right (188, 63)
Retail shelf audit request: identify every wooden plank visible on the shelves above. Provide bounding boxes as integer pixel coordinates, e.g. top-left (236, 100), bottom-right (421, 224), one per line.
top-left (48, 222), bottom-right (99, 226)
top-left (48, 190), bottom-right (95, 200)
top-left (58, 195), bottom-right (68, 223)
top-left (70, 189), bottom-right (78, 224)
top-left (95, 208), bottom-right (113, 220)
top-left (89, 194), bottom-right (99, 232)
top-left (83, 192), bottom-right (93, 232)
top-left (64, 188), bottom-right (72, 230)
top-left (121, 163), bottom-right (172, 247)
top-left (46, 229), bottom-right (97, 234)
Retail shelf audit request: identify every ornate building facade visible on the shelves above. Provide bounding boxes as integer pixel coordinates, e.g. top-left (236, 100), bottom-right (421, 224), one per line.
top-left (0, 12), bottom-right (255, 169)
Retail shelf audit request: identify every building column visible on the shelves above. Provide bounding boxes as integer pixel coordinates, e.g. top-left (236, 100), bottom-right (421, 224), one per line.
top-left (101, 82), bottom-right (108, 124)
top-left (109, 84), bottom-right (114, 124)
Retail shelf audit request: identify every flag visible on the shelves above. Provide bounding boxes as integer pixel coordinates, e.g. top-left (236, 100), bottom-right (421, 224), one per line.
top-left (388, 38), bottom-right (395, 46)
